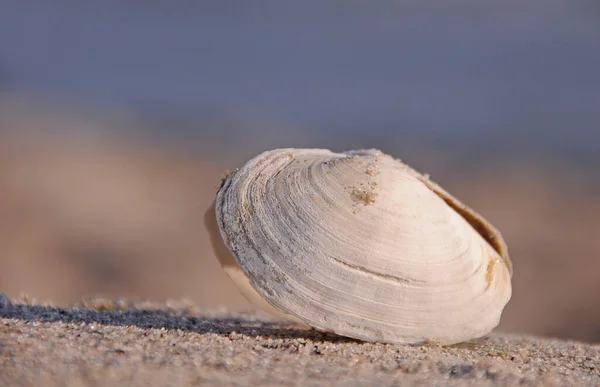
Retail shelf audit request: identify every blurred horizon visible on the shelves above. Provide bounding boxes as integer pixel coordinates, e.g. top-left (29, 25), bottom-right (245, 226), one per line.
top-left (1, 1), bottom-right (600, 162)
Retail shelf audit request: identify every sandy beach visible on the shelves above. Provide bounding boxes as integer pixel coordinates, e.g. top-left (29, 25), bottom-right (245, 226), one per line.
top-left (1, 3), bottom-right (599, 385)
top-left (1, 296), bottom-right (599, 386)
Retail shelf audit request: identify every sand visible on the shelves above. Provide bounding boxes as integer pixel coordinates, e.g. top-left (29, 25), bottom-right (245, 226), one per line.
top-left (1, 295), bottom-right (599, 386)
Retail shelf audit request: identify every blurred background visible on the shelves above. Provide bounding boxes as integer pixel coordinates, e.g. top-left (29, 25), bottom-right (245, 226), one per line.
top-left (1, 2), bottom-right (599, 342)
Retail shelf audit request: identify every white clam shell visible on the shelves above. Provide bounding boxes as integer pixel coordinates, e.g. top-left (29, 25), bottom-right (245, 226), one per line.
top-left (206, 148), bottom-right (512, 345)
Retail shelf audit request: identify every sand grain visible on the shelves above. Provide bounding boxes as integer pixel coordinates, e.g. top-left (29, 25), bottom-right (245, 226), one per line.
top-left (1, 298), bottom-right (599, 386)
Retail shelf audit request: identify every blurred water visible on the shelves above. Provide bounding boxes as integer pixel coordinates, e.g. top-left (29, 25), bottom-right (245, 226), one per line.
top-left (0, 1), bottom-right (599, 158)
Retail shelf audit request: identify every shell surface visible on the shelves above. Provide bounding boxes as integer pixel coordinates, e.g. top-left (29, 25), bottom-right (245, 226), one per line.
top-left (208, 148), bottom-right (512, 345)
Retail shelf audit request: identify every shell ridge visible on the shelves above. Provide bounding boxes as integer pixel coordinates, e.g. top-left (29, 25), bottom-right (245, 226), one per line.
top-left (327, 254), bottom-right (425, 286)
top-left (243, 239), bottom-right (504, 316)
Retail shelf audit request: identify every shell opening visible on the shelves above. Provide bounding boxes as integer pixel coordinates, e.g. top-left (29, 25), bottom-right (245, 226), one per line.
top-left (416, 176), bottom-right (512, 276)
top-left (439, 195), bottom-right (509, 269)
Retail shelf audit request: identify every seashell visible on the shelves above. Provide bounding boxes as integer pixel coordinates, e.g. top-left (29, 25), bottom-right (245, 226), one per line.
top-left (205, 148), bottom-right (512, 345)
